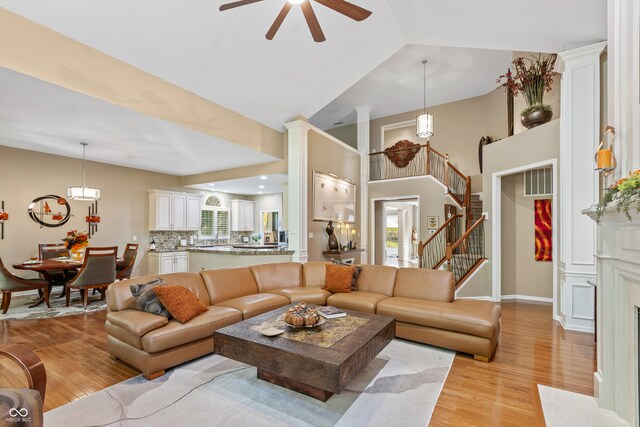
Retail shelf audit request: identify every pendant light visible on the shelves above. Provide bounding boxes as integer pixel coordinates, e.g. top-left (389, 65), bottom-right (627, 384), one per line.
top-left (417, 59), bottom-right (434, 138)
top-left (67, 142), bottom-right (101, 201)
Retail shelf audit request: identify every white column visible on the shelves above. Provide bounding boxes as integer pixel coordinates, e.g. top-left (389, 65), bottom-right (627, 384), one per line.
top-left (284, 119), bottom-right (312, 263)
top-left (557, 42), bottom-right (606, 334)
top-left (355, 105), bottom-right (371, 264)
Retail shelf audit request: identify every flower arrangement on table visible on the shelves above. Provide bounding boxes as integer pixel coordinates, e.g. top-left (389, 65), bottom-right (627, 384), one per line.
top-left (596, 169), bottom-right (640, 222)
top-left (62, 229), bottom-right (89, 255)
top-left (497, 53), bottom-right (557, 127)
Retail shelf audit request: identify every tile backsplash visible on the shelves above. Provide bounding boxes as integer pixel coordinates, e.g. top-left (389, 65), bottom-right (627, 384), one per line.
top-left (149, 231), bottom-right (252, 250)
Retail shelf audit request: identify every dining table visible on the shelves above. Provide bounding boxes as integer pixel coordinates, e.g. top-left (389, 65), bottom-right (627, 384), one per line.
top-left (12, 257), bottom-right (124, 307)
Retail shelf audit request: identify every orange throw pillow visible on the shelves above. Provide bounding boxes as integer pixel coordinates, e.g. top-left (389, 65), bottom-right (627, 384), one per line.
top-left (153, 285), bottom-right (208, 323)
top-left (323, 264), bottom-right (355, 293)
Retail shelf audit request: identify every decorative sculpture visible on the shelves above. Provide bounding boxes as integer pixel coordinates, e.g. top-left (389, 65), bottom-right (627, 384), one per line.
top-left (326, 221), bottom-right (339, 250)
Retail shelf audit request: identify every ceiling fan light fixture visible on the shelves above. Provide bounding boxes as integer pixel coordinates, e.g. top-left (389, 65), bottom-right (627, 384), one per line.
top-left (67, 142), bottom-right (101, 201)
top-left (416, 59), bottom-right (434, 138)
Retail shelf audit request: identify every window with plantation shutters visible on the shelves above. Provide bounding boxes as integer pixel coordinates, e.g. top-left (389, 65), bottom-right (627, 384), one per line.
top-left (200, 195), bottom-right (230, 239)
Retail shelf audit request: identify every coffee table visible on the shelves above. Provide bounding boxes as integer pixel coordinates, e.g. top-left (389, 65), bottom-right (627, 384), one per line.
top-left (213, 305), bottom-right (395, 401)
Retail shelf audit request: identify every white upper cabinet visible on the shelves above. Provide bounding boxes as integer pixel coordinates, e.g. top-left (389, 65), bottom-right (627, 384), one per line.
top-left (231, 199), bottom-right (254, 232)
top-left (149, 190), bottom-right (201, 231)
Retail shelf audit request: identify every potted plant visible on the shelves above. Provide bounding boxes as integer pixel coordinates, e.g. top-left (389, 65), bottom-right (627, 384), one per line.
top-left (596, 169), bottom-right (640, 222)
top-left (497, 53), bottom-right (557, 129)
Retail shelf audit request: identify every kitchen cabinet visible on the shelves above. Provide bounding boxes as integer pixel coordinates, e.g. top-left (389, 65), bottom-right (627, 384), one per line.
top-left (149, 190), bottom-right (201, 231)
top-left (148, 251), bottom-right (189, 275)
top-left (231, 199), bottom-right (254, 232)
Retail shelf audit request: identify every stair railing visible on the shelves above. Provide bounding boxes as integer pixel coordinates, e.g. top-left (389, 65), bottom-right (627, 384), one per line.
top-left (445, 215), bottom-right (486, 286)
top-left (418, 214), bottom-right (463, 270)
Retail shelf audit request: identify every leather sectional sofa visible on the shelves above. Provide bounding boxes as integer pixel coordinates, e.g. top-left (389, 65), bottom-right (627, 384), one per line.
top-left (106, 262), bottom-right (501, 379)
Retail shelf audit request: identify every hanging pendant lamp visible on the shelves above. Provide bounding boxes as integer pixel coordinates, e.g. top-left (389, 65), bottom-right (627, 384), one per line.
top-left (417, 59), bottom-right (434, 138)
top-left (67, 142), bottom-right (101, 201)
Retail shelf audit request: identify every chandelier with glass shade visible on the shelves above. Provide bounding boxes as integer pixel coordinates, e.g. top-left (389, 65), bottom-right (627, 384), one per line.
top-left (417, 59), bottom-right (434, 138)
top-left (67, 142), bottom-right (101, 201)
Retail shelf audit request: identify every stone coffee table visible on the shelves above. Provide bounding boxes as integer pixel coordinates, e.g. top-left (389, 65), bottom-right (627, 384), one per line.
top-left (213, 304), bottom-right (395, 401)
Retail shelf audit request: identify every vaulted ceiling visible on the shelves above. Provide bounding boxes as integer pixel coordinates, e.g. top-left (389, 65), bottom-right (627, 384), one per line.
top-left (0, 0), bottom-right (606, 179)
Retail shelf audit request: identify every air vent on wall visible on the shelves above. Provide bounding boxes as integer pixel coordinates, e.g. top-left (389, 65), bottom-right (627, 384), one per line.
top-left (524, 167), bottom-right (552, 196)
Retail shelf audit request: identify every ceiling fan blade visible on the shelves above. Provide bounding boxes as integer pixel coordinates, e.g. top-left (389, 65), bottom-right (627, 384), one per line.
top-left (266, 2), bottom-right (292, 40)
top-left (219, 0), bottom-right (263, 12)
top-left (301, 1), bottom-right (326, 42)
top-left (314, 0), bottom-right (371, 21)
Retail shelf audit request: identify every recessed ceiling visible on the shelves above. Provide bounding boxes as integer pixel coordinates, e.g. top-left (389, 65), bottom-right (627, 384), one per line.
top-left (0, 0), bottom-right (605, 132)
top-left (0, 67), bottom-right (279, 176)
top-left (310, 44), bottom-right (513, 130)
top-left (189, 173), bottom-right (288, 196)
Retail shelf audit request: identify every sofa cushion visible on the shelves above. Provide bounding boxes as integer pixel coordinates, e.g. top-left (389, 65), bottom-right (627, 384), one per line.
top-left (154, 286), bottom-right (209, 323)
top-left (106, 309), bottom-right (169, 337)
top-left (302, 262), bottom-right (330, 288)
top-left (215, 293), bottom-right (289, 319)
top-left (250, 262), bottom-right (303, 292)
top-left (141, 306), bottom-right (242, 353)
top-left (327, 291), bottom-right (390, 314)
top-left (356, 265), bottom-right (397, 296)
top-left (268, 287), bottom-right (331, 305)
top-left (393, 269), bottom-right (454, 303)
top-left (107, 273), bottom-right (210, 311)
top-left (200, 267), bottom-right (259, 305)
top-left (323, 264), bottom-right (354, 293)
top-left (129, 278), bottom-right (171, 318)
top-left (377, 297), bottom-right (500, 339)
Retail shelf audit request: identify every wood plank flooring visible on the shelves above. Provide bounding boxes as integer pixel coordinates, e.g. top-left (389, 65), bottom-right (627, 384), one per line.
top-left (0, 301), bottom-right (596, 425)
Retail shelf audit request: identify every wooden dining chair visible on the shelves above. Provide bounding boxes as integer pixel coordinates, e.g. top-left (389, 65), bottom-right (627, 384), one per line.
top-left (116, 243), bottom-right (139, 280)
top-left (0, 258), bottom-right (51, 314)
top-left (65, 246), bottom-right (117, 309)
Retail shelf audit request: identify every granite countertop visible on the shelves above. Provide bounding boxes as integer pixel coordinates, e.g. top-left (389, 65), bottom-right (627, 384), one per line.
top-left (186, 246), bottom-right (294, 255)
top-left (147, 248), bottom-right (187, 253)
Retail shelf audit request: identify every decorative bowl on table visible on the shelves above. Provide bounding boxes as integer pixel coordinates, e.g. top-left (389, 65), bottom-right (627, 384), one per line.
top-left (283, 302), bottom-right (325, 328)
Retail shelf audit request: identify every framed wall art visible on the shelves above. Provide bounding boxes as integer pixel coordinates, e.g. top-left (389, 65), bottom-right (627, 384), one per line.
top-left (313, 171), bottom-right (356, 222)
top-left (427, 216), bottom-right (439, 229)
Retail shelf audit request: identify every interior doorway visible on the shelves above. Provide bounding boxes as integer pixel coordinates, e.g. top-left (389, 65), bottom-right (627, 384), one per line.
top-left (372, 198), bottom-right (419, 268)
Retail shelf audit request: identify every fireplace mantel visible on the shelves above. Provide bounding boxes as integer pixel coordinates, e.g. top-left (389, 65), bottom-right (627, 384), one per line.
top-left (585, 203), bottom-right (640, 425)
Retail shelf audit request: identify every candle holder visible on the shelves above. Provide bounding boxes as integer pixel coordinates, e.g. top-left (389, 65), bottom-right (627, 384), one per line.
top-left (595, 126), bottom-right (616, 177)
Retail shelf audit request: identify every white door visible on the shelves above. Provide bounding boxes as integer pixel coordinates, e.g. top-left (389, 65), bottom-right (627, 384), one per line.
top-left (186, 196), bottom-right (201, 230)
top-left (172, 195), bottom-right (186, 230)
top-left (159, 256), bottom-right (175, 274)
top-left (155, 193), bottom-right (172, 230)
top-left (243, 203), bottom-right (253, 231)
top-left (174, 254), bottom-right (188, 272)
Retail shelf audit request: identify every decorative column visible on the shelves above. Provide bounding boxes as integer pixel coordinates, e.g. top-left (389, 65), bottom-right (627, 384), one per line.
top-left (557, 42), bottom-right (606, 333)
top-left (355, 105), bottom-right (371, 264)
top-left (284, 119), bottom-right (312, 263)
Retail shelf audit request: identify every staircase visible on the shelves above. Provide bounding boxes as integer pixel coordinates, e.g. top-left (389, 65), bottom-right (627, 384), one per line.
top-left (368, 141), bottom-right (487, 289)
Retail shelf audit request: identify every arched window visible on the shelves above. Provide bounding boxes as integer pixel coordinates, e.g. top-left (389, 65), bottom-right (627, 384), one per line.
top-left (200, 194), bottom-right (229, 239)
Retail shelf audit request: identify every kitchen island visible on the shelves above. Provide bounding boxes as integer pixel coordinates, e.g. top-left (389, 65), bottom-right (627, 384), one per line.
top-left (186, 246), bottom-right (294, 271)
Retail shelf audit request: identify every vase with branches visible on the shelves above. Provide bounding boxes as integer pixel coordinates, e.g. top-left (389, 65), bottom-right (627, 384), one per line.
top-left (497, 53), bottom-right (557, 128)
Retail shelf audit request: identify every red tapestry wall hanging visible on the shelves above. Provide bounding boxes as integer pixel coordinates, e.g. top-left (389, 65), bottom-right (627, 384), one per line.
top-left (384, 140), bottom-right (421, 168)
top-left (534, 199), bottom-right (552, 261)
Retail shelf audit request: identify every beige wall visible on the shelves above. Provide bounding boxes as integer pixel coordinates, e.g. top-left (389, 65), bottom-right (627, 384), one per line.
top-left (0, 146), bottom-right (181, 277)
top-left (459, 119), bottom-right (560, 297)
top-left (326, 125), bottom-right (357, 150)
top-left (500, 173), bottom-right (553, 298)
top-left (307, 131), bottom-right (360, 262)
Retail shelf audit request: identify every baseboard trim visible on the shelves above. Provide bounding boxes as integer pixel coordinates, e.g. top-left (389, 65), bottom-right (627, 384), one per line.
top-left (456, 296), bottom-right (494, 301)
top-left (501, 295), bottom-right (553, 303)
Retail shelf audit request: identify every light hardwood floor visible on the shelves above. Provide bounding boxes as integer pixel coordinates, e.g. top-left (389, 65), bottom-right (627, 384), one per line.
top-left (0, 301), bottom-right (595, 424)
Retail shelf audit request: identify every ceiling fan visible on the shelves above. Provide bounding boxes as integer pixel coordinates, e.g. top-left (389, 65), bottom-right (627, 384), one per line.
top-left (219, 0), bottom-right (372, 42)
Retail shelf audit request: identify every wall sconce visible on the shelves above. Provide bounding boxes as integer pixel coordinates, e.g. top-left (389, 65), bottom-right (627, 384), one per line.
top-left (86, 200), bottom-right (100, 237)
top-left (0, 201), bottom-right (8, 240)
top-left (595, 126), bottom-right (616, 176)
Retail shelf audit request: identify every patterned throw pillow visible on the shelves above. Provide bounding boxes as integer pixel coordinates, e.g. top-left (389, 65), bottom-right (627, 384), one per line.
top-left (153, 285), bottom-right (209, 323)
top-left (331, 259), bottom-right (362, 290)
top-left (129, 278), bottom-right (171, 318)
top-left (323, 264), bottom-right (355, 293)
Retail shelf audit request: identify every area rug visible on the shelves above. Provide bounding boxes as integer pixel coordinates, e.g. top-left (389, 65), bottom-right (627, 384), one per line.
top-left (0, 289), bottom-right (106, 320)
top-left (538, 384), bottom-right (629, 427)
top-left (45, 339), bottom-right (454, 427)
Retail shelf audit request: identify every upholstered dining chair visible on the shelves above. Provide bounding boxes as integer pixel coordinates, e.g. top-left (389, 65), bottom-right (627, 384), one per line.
top-left (65, 246), bottom-right (117, 309)
top-left (116, 243), bottom-right (139, 281)
top-left (0, 343), bottom-right (46, 427)
top-left (0, 257), bottom-right (51, 314)
top-left (38, 243), bottom-right (70, 286)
